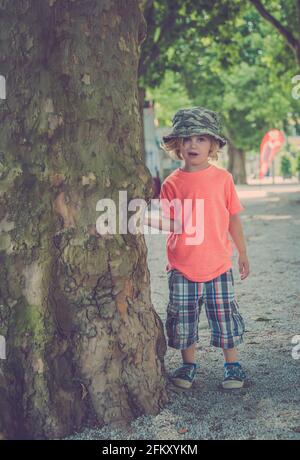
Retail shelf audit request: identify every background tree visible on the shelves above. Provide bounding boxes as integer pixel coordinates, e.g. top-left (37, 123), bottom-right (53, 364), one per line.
top-left (138, 0), bottom-right (243, 159)
top-left (143, 1), bottom-right (299, 183)
top-left (178, 4), bottom-right (299, 182)
top-left (0, 0), bottom-right (167, 440)
top-left (139, 0), bottom-right (247, 180)
top-left (249, 0), bottom-right (300, 68)
top-left (296, 153), bottom-right (300, 180)
top-left (280, 155), bottom-right (292, 177)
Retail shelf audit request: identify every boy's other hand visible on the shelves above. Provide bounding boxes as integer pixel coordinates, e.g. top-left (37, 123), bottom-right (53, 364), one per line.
top-left (238, 252), bottom-right (250, 280)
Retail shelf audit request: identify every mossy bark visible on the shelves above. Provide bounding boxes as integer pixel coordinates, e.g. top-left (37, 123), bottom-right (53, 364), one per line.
top-left (0, 0), bottom-right (167, 440)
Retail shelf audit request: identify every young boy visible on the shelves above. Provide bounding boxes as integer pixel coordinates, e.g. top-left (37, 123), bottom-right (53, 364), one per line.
top-left (146, 107), bottom-right (249, 390)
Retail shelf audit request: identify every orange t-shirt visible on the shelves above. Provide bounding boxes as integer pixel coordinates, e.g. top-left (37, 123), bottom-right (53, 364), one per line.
top-left (159, 165), bottom-right (244, 282)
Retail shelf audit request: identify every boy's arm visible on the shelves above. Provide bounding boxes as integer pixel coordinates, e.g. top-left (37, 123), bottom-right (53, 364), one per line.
top-left (229, 213), bottom-right (247, 253)
top-left (229, 213), bottom-right (250, 280)
top-left (143, 208), bottom-right (181, 233)
top-left (144, 179), bottom-right (182, 232)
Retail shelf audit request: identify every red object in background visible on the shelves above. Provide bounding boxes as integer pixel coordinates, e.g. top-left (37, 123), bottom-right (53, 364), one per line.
top-left (259, 129), bottom-right (285, 178)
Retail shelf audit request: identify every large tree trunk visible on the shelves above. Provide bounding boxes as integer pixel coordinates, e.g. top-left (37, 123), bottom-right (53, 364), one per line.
top-left (227, 141), bottom-right (247, 184)
top-left (0, 0), bottom-right (167, 440)
top-left (138, 86), bottom-right (146, 162)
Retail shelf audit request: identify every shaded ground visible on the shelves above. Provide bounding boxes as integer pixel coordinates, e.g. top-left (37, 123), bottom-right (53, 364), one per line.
top-left (67, 182), bottom-right (300, 440)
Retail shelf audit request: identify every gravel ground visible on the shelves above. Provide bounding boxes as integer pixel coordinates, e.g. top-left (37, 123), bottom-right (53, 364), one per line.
top-left (66, 182), bottom-right (300, 440)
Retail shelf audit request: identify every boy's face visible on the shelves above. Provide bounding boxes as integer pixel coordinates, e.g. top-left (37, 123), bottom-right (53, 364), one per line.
top-left (179, 135), bottom-right (211, 166)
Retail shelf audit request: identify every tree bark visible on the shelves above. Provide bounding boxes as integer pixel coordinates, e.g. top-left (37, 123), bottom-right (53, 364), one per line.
top-left (138, 86), bottom-right (146, 163)
top-left (227, 141), bottom-right (247, 184)
top-left (0, 0), bottom-right (167, 440)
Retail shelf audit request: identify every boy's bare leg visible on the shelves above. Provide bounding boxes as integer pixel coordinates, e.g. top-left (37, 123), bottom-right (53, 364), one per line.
top-left (223, 347), bottom-right (238, 363)
top-left (181, 342), bottom-right (196, 364)
top-left (182, 344), bottom-right (238, 364)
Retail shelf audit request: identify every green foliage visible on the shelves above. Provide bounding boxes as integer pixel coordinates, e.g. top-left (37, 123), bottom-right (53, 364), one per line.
top-left (139, 0), bottom-right (243, 88)
top-left (146, 72), bottom-right (192, 126)
top-left (142, 0), bottom-right (300, 155)
top-left (280, 155), bottom-right (292, 177)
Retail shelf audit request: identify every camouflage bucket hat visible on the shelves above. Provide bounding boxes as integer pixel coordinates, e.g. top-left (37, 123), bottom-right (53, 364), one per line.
top-left (162, 107), bottom-right (227, 148)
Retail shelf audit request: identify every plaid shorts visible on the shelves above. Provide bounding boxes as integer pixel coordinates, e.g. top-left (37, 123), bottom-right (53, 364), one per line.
top-left (166, 268), bottom-right (245, 350)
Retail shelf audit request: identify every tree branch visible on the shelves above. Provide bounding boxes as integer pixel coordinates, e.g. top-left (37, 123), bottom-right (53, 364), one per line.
top-left (138, 5), bottom-right (179, 78)
top-left (249, 0), bottom-right (299, 51)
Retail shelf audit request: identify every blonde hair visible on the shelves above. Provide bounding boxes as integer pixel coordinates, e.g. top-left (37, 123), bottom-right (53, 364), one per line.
top-left (160, 134), bottom-right (220, 162)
